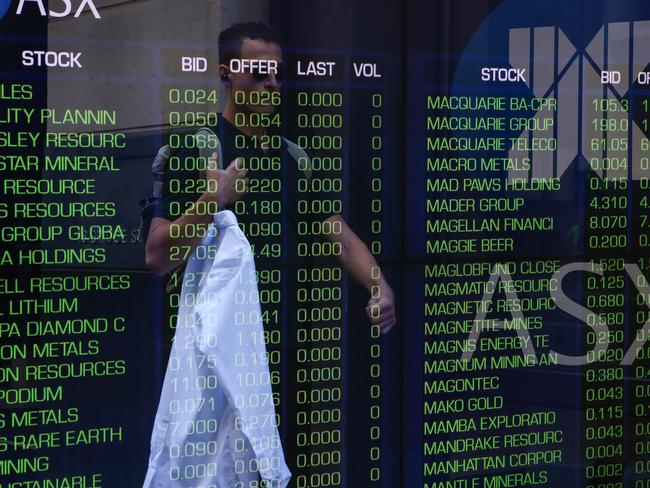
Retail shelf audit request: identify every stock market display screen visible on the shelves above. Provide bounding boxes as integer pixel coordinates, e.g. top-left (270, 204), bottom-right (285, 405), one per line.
top-left (3, 0), bottom-right (650, 487)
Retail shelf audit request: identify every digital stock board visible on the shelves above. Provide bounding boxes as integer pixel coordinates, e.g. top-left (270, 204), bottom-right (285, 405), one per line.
top-left (3, 0), bottom-right (650, 487)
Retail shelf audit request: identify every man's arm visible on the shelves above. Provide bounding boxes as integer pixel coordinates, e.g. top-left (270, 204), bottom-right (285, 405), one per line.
top-left (324, 214), bottom-right (396, 334)
top-left (145, 155), bottom-right (247, 276)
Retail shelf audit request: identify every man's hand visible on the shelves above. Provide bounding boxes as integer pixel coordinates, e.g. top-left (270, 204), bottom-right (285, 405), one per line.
top-left (366, 283), bottom-right (396, 334)
top-left (206, 153), bottom-right (248, 208)
top-left (321, 214), bottom-right (397, 334)
top-left (145, 153), bottom-right (249, 275)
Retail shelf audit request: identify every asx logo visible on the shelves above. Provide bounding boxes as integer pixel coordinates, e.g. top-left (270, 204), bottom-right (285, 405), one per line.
top-left (0, 0), bottom-right (101, 20)
top-left (508, 21), bottom-right (650, 182)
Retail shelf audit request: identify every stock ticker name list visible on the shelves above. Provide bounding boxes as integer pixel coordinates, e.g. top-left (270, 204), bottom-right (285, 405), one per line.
top-left (0, 81), bottom-right (127, 488)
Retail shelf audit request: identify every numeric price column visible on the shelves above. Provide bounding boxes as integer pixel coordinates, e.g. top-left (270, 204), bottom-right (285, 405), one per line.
top-left (630, 89), bottom-right (650, 486)
top-left (349, 83), bottom-right (386, 485)
top-left (366, 90), bottom-right (385, 486)
top-left (291, 82), bottom-right (346, 488)
top-left (582, 92), bottom-right (629, 488)
top-left (159, 85), bottom-right (225, 483)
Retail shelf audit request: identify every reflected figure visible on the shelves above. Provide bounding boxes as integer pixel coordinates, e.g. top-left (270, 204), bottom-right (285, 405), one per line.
top-left (143, 22), bottom-right (396, 486)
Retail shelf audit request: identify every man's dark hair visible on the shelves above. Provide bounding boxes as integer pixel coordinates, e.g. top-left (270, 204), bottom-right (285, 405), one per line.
top-left (218, 22), bottom-right (282, 66)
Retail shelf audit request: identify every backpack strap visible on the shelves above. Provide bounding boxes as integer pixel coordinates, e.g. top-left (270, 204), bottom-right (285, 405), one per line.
top-left (151, 144), bottom-right (171, 198)
top-left (195, 127), bottom-right (223, 170)
top-left (283, 137), bottom-right (312, 179)
top-left (166, 127), bottom-right (221, 290)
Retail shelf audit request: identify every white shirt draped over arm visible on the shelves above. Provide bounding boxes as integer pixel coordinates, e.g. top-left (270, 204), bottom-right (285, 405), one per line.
top-left (143, 210), bottom-right (291, 488)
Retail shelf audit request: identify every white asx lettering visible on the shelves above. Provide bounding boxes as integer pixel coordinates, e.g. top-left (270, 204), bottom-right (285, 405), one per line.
top-left (16, 0), bottom-right (100, 19)
top-left (463, 262), bottom-right (650, 366)
top-left (508, 22), bottom-right (650, 182)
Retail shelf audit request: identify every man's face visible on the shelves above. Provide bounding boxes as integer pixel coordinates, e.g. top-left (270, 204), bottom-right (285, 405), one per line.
top-left (222, 38), bottom-right (283, 115)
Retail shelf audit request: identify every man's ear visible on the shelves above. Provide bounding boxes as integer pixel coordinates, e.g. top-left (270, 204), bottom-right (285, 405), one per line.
top-left (219, 65), bottom-right (230, 83)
